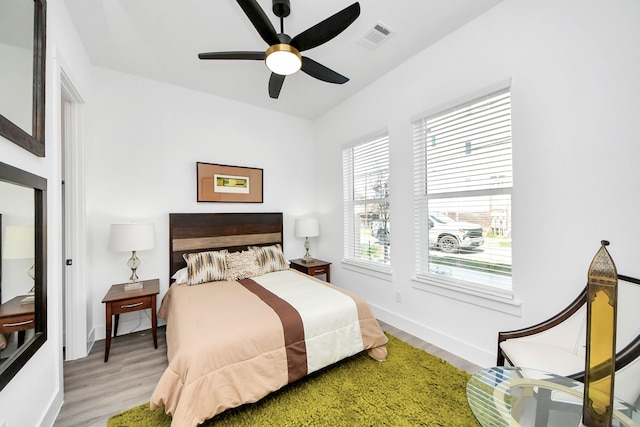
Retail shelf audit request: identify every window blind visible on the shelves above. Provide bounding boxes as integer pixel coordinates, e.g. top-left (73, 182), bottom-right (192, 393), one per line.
top-left (413, 88), bottom-right (512, 289)
top-left (343, 133), bottom-right (390, 266)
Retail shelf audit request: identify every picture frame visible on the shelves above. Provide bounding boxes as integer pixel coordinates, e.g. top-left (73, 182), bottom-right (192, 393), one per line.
top-left (197, 162), bottom-right (263, 203)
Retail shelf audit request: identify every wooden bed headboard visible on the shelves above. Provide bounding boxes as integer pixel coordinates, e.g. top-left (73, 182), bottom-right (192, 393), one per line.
top-left (169, 212), bottom-right (283, 279)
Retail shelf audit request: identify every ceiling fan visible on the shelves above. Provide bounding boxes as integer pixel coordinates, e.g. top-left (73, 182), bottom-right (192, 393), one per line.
top-left (198, 0), bottom-right (361, 99)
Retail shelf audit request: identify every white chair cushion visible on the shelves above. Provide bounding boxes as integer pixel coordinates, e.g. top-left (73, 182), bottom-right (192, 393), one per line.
top-left (509, 306), bottom-right (587, 357)
top-left (500, 340), bottom-right (584, 376)
top-left (501, 340), bottom-right (640, 404)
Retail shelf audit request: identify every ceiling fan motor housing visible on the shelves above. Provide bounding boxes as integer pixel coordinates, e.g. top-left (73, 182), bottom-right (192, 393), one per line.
top-left (277, 33), bottom-right (292, 44)
top-left (272, 0), bottom-right (291, 18)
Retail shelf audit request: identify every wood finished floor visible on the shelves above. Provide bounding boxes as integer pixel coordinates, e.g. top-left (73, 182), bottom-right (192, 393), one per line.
top-left (53, 321), bottom-right (482, 427)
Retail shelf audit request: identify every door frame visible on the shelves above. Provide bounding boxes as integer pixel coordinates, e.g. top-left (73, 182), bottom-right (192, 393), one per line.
top-left (60, 68), bottom-right (89, 360)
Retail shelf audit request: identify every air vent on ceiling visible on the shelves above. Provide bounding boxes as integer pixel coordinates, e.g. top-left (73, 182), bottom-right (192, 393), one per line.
top-left (357, 22), bottom-right (395, 50)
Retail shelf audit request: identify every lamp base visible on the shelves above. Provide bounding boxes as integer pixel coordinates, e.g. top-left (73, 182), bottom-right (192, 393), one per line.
top-left (301, 238), bottom-right (314, 263)
top-left (21, 294), bottom-right (35, 304)
top-left (124, 281), bottom-right (143, 291)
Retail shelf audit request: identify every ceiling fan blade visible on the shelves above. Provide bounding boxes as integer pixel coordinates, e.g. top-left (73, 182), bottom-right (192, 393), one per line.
top-left (237, 0), bottom-right (280, 46)
top-left (269, 73), bottom-right (286, 99)
top-left (198, 51), bottom-right (265, 60)
top-left (301, 57), bottom-right (349, 84)
top-left (290, 2), bottom-right (360, 52)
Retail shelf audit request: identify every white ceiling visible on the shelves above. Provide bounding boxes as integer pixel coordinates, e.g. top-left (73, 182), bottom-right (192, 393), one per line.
top-left (63, 0), bottom-right (503, 120)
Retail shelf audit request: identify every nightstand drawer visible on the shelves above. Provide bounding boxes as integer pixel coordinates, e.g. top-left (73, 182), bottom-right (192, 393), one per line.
top-left (289, 258), bottom-right (331, 283)
top-left (110, 296), bottom-right (152, 315)
top-left (0, 313), bottom-right (34, 333)
top-left (311, 266), bottom-right (328, 275)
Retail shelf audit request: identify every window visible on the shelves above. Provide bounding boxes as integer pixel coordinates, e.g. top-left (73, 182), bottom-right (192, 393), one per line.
top-left (413, 88), bottom-right (512, 294)
top-left (343, 133), bottom-right (390, 269)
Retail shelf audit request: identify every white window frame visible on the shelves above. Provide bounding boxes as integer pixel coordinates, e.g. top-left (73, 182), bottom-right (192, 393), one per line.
top-left (411, 83), bottom-right (520, 315)
top-left (342, 132), bottom-right (392, 275)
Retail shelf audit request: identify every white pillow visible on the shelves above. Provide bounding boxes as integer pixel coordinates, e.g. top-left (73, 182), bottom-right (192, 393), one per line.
top-left (171, 267), bottom-right (188, 284)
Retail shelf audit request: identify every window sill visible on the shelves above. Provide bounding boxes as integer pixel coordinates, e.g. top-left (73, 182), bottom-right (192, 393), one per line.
top-left (411, 274), bottom-right (521, 316)
top-left (342, 259), bottom-right (393, 282)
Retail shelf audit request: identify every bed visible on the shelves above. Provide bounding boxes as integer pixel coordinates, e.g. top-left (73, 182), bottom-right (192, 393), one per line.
top-left (150, 213), bottom-right (388, 427)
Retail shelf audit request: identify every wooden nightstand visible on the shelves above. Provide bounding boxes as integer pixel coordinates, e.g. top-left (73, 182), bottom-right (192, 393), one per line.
top-left (102, 278), bottom-right (159, 362)
top-left (289, 259), bottom-right (331, 283)
top-left (0, 296), bottom-right (35, 347)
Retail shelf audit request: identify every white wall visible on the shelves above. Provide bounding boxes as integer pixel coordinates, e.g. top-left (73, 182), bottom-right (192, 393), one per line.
top-left (0, 1), bottom-right (94, 426)
top-left (3, 0), bottom-right (317, 422)
top-left (4, 0), bottom-right (640, 423)
top-left (84, 68), bottom-right (317, 340)
top-left (314, 0), bottom-right (640, 367)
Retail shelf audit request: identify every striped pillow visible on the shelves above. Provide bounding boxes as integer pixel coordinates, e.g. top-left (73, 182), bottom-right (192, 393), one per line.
top-left (252, 244), bottom-right (289, 273)
top-left (183, 250), bottom-right (228, 285)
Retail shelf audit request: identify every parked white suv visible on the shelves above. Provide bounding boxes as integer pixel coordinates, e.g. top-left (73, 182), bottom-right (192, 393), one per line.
top-left (428, 213), bottom-right (484, 253)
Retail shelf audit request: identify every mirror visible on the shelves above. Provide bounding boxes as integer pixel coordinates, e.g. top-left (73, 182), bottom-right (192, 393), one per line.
top-left (0, 161), bottom-right (47, 391)
top-left (0, 0), bottom-right (46, 157)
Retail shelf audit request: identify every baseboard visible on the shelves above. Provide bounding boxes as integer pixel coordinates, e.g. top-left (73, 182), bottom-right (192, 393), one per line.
top-left (95, 311), bottom-right (153, 341)
top-left (86, 327), bottom-right (95, 355)
top-left (39, 386), bottom-right (63, 427)
top-left (369, 303), bottom-right (495, 367)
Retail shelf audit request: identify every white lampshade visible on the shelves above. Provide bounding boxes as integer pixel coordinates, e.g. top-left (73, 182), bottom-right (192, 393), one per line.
top-left (108, 223), bottom-right (155, 252)
top-left (294, 218), bottom-right (320, 238)
top-left (3, 225), bottom-right (35, 259)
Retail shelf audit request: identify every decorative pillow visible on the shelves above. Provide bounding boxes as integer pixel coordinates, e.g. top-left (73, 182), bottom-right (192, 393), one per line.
top-left (251, 244), bottom-right (289, 273)
top-left (183, 250), bottom-right (228, 285)
top-left (225, 250), bottom-right (263, 281)
top-left (171, 267), bottom-right (188, 284)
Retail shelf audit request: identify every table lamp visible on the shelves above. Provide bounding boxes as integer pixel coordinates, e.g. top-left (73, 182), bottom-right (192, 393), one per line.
top-left (294, 218), bottom-right (319, 263)
top-left (108, 223), bottom-right (155, 291)
top-left (2, 225), bottom-right (35, 303)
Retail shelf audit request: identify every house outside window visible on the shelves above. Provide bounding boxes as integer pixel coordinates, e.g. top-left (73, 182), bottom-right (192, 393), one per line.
top-left (343, 133), bottom-right (390, 269)
top-left (413, 88), bottom-right (512, 294)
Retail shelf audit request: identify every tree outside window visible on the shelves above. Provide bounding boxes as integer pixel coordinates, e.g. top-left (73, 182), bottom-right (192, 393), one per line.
top-left (343, 134), bottom-right (390, 267)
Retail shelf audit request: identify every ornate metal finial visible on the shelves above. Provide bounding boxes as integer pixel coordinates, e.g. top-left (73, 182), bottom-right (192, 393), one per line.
top-left (588, 241), bottom-right (617, 286)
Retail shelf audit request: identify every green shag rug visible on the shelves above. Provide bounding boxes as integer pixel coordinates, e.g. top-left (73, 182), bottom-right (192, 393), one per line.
top-left (108, 334), bottom-right (480, 426)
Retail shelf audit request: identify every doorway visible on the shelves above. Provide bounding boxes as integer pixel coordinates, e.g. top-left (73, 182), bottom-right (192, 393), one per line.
top-left (60, 70), bottom-right (89, 360)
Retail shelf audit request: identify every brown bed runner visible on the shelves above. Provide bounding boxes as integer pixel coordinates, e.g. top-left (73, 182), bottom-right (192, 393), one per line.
top-left (238, 278), bottom-right (308, 382)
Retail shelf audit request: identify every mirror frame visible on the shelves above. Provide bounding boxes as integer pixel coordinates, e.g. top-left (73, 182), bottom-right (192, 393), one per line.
top-left (0, 0), bottom-right (47, 157)
top-left (0, 161), bottom-right (47, 391)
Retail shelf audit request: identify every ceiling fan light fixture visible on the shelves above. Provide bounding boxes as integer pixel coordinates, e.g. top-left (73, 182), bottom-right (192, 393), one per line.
top-left (265, 44), bottom-right (302, 75)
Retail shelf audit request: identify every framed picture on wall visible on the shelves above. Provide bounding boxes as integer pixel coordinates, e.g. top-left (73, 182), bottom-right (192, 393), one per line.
top-left (197, 162), bottom-right (263, 203)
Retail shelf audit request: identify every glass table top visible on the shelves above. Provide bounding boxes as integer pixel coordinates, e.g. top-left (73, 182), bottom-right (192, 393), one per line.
top-left (466, 367), bottom-right (640, 427)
